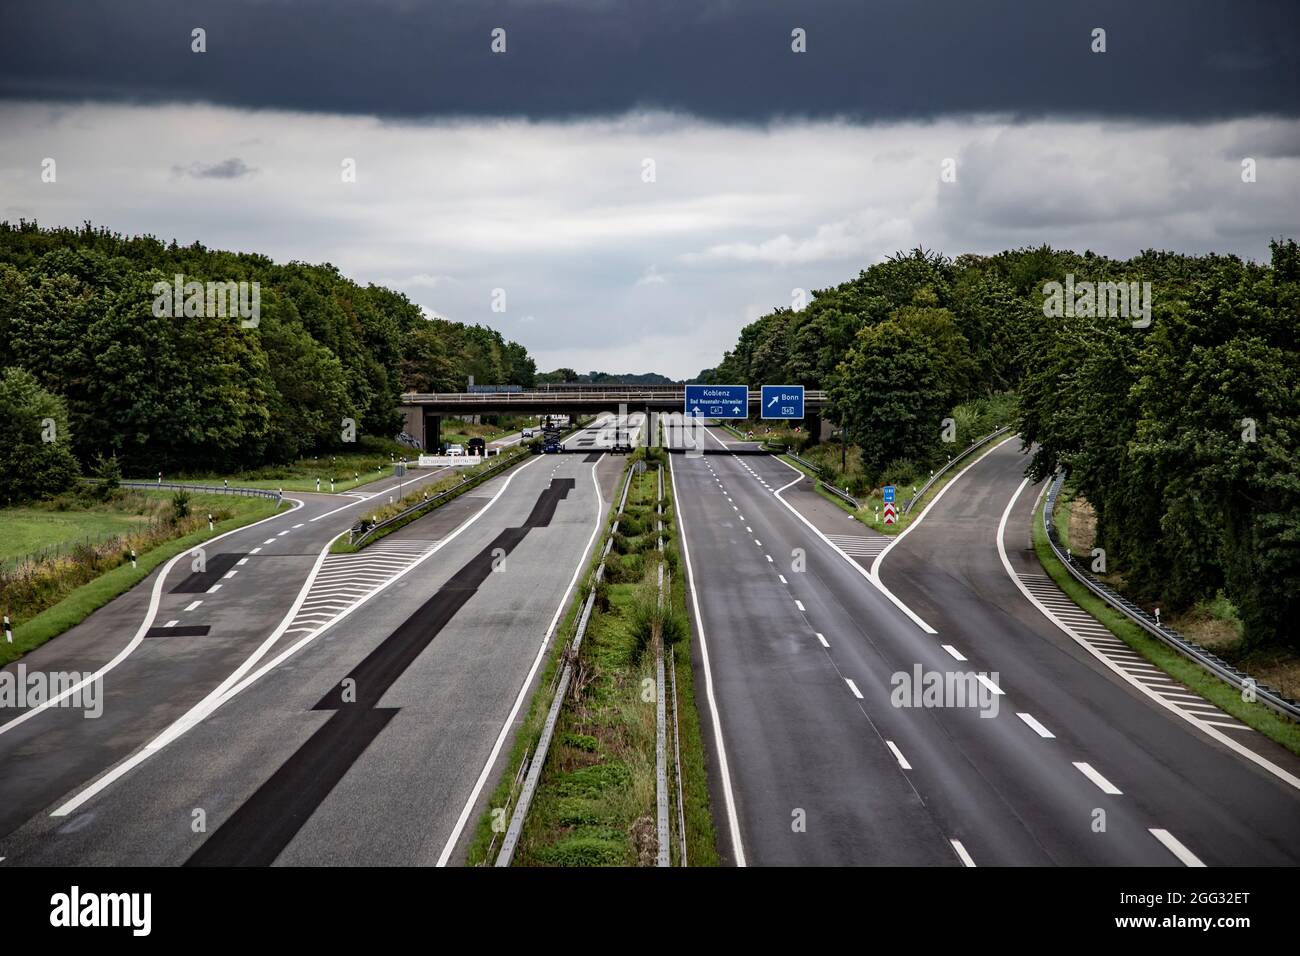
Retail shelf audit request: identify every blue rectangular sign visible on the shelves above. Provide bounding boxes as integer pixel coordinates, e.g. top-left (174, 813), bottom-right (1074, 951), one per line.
top-left (760, 384), bottom-right (805, 420)
top-left (685, 384), bottom-right (748, 419)
top-left (882, 485), bottom-right (896, 504)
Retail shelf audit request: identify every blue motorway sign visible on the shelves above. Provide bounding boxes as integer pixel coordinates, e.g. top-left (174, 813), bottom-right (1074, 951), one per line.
top-left (685, 384), bottom-right (748, 419)
top-left (760, 384), bottom-right (805, 420)
top-left (882, 485), bottom-right (896, 504)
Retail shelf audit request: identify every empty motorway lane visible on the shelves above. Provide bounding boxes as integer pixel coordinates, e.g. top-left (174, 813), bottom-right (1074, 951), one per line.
top-left (672, 446), bottom-right (1300, 866)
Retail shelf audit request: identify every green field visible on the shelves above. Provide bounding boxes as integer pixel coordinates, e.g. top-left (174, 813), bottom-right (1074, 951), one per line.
top-left (1, 508), bottom-right (152, 566)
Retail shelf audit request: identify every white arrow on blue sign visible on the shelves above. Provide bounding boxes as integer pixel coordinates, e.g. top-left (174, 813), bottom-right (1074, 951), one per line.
top-left (760, 385), bottom-right (805, 420)
top-left (684, 384), bottom-right (749, 419)
top-left (882, 485), bottom-right (895, 503)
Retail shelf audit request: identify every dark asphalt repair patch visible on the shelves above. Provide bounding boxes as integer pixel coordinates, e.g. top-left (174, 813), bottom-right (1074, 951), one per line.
top-left (144, 625), bottom-right (212, 638)
top-left (186, 478), bottom-right (576, 866)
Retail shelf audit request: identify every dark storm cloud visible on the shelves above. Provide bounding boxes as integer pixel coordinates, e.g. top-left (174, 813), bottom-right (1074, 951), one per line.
top-left (1, 0), bottom-right (1297, 122)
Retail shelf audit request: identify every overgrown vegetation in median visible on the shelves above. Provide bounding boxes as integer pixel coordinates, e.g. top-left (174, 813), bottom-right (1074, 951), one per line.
top-left (466, 448), bottom-right (718, 866)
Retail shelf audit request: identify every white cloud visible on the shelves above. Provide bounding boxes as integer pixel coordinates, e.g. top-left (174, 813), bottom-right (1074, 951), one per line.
top-left (2, 102), bottom-right (1296, 378)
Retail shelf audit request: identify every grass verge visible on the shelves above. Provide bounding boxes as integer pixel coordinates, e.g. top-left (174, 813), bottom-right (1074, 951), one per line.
top-left (3, 497), bottom-right (284, 666)
top-left (1033, 492), bottom-right (1300, 757)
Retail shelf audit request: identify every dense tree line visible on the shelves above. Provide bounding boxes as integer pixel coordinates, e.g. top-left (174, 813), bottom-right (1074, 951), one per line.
top-left (702, 241), bottom-right (1300, 650)
top-left (536, 369), bottom-right (677, 385)
top-left (0, 221), bottom-right (536, 489)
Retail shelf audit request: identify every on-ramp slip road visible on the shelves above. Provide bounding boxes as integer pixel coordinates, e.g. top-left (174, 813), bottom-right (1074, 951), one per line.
top-left (672, 438), bottom-right (1300, 866)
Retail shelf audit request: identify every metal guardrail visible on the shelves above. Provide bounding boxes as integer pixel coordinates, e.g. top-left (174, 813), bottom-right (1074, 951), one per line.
top-left (348, 450), bottom-right (526, 547)
top-left (1043, 472), bottom-right (1300, 723)
top-left (496, 460), bottom-right (638, 866)
top-left (783, 449), bottom-right (860, 509)
top-left (903, 425), bottom-right (1012, 514)
top-left (83, 478), bottom-right (284, 501)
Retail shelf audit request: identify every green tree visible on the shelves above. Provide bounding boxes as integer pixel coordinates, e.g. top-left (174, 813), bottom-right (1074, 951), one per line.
top-left (0, 367), bottom-right (79, 503)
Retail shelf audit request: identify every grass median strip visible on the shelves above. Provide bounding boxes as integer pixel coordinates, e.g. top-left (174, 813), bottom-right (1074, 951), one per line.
top-left (466, 448), bottom-right (718, 866)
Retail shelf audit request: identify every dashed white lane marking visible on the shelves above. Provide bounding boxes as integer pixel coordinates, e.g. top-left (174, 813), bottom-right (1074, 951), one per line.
top-left (754, 538), bottom-right (762, 546)
top-left (1017, 712), bottom-right (1055, 738)
top-left (293, 523), bottom-right (304, 529)
top-left (976, 674), bottom-right (1004, 696)
top-left (845, 678), bottom-right (863, 699)
top-left (1149, 828), bottom-right (1206, 867)
top-left (746, 526), bottom-right (753, 533)
top-left (886, 740), bottom-right (912, 770)
top-left (236, 557), bottom-right (248, 566)
top-left (794, 600), bottom-right (806, 612)
top-left (277, 530), bottom-right (290, 536)
top-left (1073, 761), bottom-right (1122, 794)
top-left (778, 574), bottom-right (788, 584)
top-left (206, 584), bottom-right (222, 594)
top-left (249, 547), bottom-right (261, 555)
top-left (942, 644), bottom-right (966, 661)
top-left (950, 839), bottom-right (976, 867)
top-left (184, 600), bottom-right (202, 612)
top-left (164, 620), bottom-right (178, 628)
top-left (766, 555), bottom-right (773, 563)
top-left (263, 539), bottom-right (276, 545)
top-left (222, 569), bottom-right (238, 580)
top-left (815, 632), bottom-right (829, 648)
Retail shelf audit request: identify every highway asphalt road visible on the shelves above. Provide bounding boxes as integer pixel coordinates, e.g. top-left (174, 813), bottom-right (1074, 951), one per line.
top-left (0, 415), bottom-right (634, 864)
top-left (672, 439), bottom-right (1300, 866)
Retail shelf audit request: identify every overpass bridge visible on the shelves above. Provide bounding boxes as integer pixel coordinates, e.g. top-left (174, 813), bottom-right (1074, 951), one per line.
top-left (399, 387), bottom-right (829, 450)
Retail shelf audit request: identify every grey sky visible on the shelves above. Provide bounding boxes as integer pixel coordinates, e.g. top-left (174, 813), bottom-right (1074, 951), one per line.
top-left (1, 1), bottom-right (1297, 378)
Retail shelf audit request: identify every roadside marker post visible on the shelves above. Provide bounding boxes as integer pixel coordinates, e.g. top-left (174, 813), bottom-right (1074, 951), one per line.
top-left (4, 615), bottom-right (11, 643)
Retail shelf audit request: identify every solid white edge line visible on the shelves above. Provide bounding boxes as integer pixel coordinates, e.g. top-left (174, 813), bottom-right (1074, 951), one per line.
top-left (995, 476), bottom-right (1300, 793)
top-left (1148, 828), bottom-right (1206, 867)
top-left (950, 839), bottom-right (976, 867)
top-left (885, 740), bottom-right (912, 769)
top-left (770, 458), bottom-right (937, 634)
top-left (436, 453), bottom-right (607, 866)
top-left (868, 434), bottom-right (1020, 622)
top-left (50, 459), bottom-right (541, 818)
top-left (671, 452), bottom-right (747, 866)
top-left (0, 497), bottom-right (304, 738)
